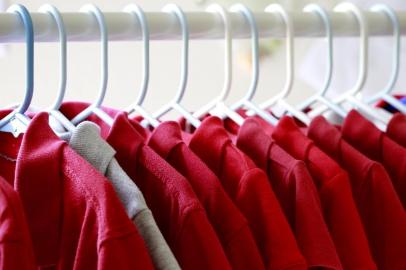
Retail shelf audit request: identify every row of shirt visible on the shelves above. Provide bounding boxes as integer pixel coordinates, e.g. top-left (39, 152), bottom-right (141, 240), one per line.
top-left (0, 101), bottom-right (405, 270)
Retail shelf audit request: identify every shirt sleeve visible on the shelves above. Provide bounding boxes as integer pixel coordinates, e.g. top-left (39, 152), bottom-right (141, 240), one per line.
top-left (176, 208), bottom-right (232, 270)
top-left (238, 168), bottom-right (307, 270)
top-left (98, 230), bottom-right (155, 270)
top-left (363, 164), bottom-right (406, 270)
top-left (320, 171), bottom-right (373, 270)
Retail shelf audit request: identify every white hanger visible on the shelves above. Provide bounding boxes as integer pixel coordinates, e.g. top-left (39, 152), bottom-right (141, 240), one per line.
top-left (309, 3), bottom-right (390, 128)
top-left (297, 4), bottom-right (347, 119)
top-left (192, 4), bottom-right (232, 119)
top-left (366, 4), bottom-right (406, 114)
top-left (124, 4), bottom-right (160, 128)
top-left (70, 4), bottom-right (114, 126)
top-left (247, 4), bottom-right (311, 125)
top-left (221, 4), bottom-right (278, 126)
top-left (150, 4), bottom-right (201, 128)
top-left (38, 4), bottom-right (76, 133)
top-left (0, 4), bottom-right (34, 136)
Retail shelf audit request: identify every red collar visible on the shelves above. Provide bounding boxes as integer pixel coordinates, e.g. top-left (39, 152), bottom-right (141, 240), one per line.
top-left (308, 116), bottom-right (343, 163)
top-left (387, 113), bottom-right (406, 147)
top-left (237, 117), bottom-right (272, 171)
top-left (106, 113), bottom-right (145, 174)
top-left (272, 116), bottom-right (313, 161)
top-left (189, 116), bottom-right (231, 175)
top-left (342, 110), bottom-right (383, 161)
top-left (148, 121), bottom-right (184, 160)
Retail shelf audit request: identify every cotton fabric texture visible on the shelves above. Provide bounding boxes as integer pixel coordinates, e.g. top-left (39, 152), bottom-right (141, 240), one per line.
top-left (0, 112), bottom-right (155, 269)
top-left (67, 121), bottom-right (180, 270)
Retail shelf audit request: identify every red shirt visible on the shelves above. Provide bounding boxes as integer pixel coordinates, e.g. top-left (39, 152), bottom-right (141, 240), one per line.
top-left (272, 116), bottom-right (371, 270)
top-left (234, 117), bottom-right (342, 269)
top-left (386, 113), bottom-right (406, 148)
top-left (105, 114), bottom-right (232, 270)
top-left (309, 115), bottom-right (406, 270)
top-left (0, 177), bottom-right (36, 270)
top-left (148, 121), bottom-right (265, 270)
top-left (0, 112), bottom-right (154, 270)
top-left (342, 110), bottom-right (406, 210)
top-left (188, 116), bottom-right (306, 270)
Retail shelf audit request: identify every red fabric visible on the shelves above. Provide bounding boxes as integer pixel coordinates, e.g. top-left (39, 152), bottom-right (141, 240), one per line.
top-left (0, 177), bottom-right (36, 270)
top-left (60, 103), bottom-right (234, 269)
top-left (309, 115), bottom-right (406, 270)
top-left (272, 116), bottom-right (371, 270)
top-left (188, 116), bottom-right (306, 270)
top-left (386, 113), bottom-right (406, 148)
top-left (232, 117), bottom-right (342, 269)
top-left (0, 112), bottom-right (154, 270)
top-left (105, 114), bottom-right (232, 270)
top-left (342, 110), bottom-right (406, 210)
top-left (148, 121), bottom-right (265, 270)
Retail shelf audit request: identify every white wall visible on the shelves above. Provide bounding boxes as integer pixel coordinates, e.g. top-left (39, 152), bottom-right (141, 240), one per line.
top-left (0, 0), bottom-right (316, 120)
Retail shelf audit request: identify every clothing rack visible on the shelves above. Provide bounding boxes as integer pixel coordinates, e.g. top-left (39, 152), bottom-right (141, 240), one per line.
top-left (1, 10), bottom-right (406, 43)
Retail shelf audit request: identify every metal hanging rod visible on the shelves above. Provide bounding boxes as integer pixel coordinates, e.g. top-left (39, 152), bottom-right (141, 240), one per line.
top-left (1, 10), bottom-right (406, 42)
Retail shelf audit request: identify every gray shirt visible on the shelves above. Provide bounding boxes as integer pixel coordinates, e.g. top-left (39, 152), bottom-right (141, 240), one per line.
top-left (67, 121), bottom-right (181, 270)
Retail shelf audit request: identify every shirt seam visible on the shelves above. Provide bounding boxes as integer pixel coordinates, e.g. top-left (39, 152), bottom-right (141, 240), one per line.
top-left (173, 205), bottom-right (206, 248)
top-left (98, 229), bottom-right (140, 249)
top-left (63, 164), bottom-right (137, 241)
top-left (222, 222), bottom-right (253, 250)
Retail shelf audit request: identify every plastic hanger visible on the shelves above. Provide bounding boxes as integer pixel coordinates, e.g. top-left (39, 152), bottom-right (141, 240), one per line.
top-left (309, 3), bottom-right (390, 127)
top-left (192, 4), bottom-right (232, 119)
top-left (252, 4), bottom-right (311, 125)
top-left (70, 4), bottom-right (114, 126)
top-left (38, 4), bottom-right (76, 133)
top-left (150, 4), bottom-right (201, 128)
top-left (297, 4), bottom-right (347, 119)
top-left (123, 4), bottom-right (160, 128)
top-left (0, 4), bottom-right (34, 137)
top-left (366, 4), bottom-right (406, 114)
top-left (221, 4), bottom-right (278, 126)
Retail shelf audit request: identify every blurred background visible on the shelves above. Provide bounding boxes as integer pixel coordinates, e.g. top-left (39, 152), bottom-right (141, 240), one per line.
top-left (0, 0), bottom-right (405, 119)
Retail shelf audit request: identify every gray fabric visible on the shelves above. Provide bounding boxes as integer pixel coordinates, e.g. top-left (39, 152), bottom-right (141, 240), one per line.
top-left (68, 122), bottom-right (181, 270)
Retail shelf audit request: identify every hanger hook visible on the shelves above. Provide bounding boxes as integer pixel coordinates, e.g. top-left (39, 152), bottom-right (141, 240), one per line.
top-left (123, 4), bottom-right (161, 128)
top-left (163, 4), bottom-right (188, 104)
top-left (264, 4), bottom-right (294, 100)
top-left (0, 4), bottom-right (34, 128)
top-left (298, 4), bottom-right (347, 118)
top-left (38, 4), bottom-right (67, 111)
top-left (334, 2), bottom-right (368, 97)
top-left (71, 4), bottom-right (109, 125)
top-left (124, 4), bottom-right (149, 107)
top-left (229, 4), bottom-right (259, 101)
top-left (303, 4), bottom-right (333, 97)
top-left (369, 4), bottom-right (400, 97)
top-left (207, 4), bottom-right (232, 103)
top-left (192, 4), bottom-right (232, 119)
top-left (150, 4), bottom-right (200, 128)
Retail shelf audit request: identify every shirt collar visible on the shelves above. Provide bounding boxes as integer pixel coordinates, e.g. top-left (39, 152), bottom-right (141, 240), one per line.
top-left (189, 116), bottom-right (231, 175)
top-left (148, 121), bottom-right (184, 159)
top-left (69, 121), bottom-right (115, 175)
top-left (271, 116), bottom-right (313, 161)
top-left (342, 110), bottom-right (383, 160)
top-left (308, 116), bottom-right (343, 163)
top-left (237, 117), bottom-right (272, 171)
top-left (12, 112), bottom-right (65, 266)
top-left (106, 113), bottom-right (146, 175)
top-left (387, 113), bottom-right (406, 140)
